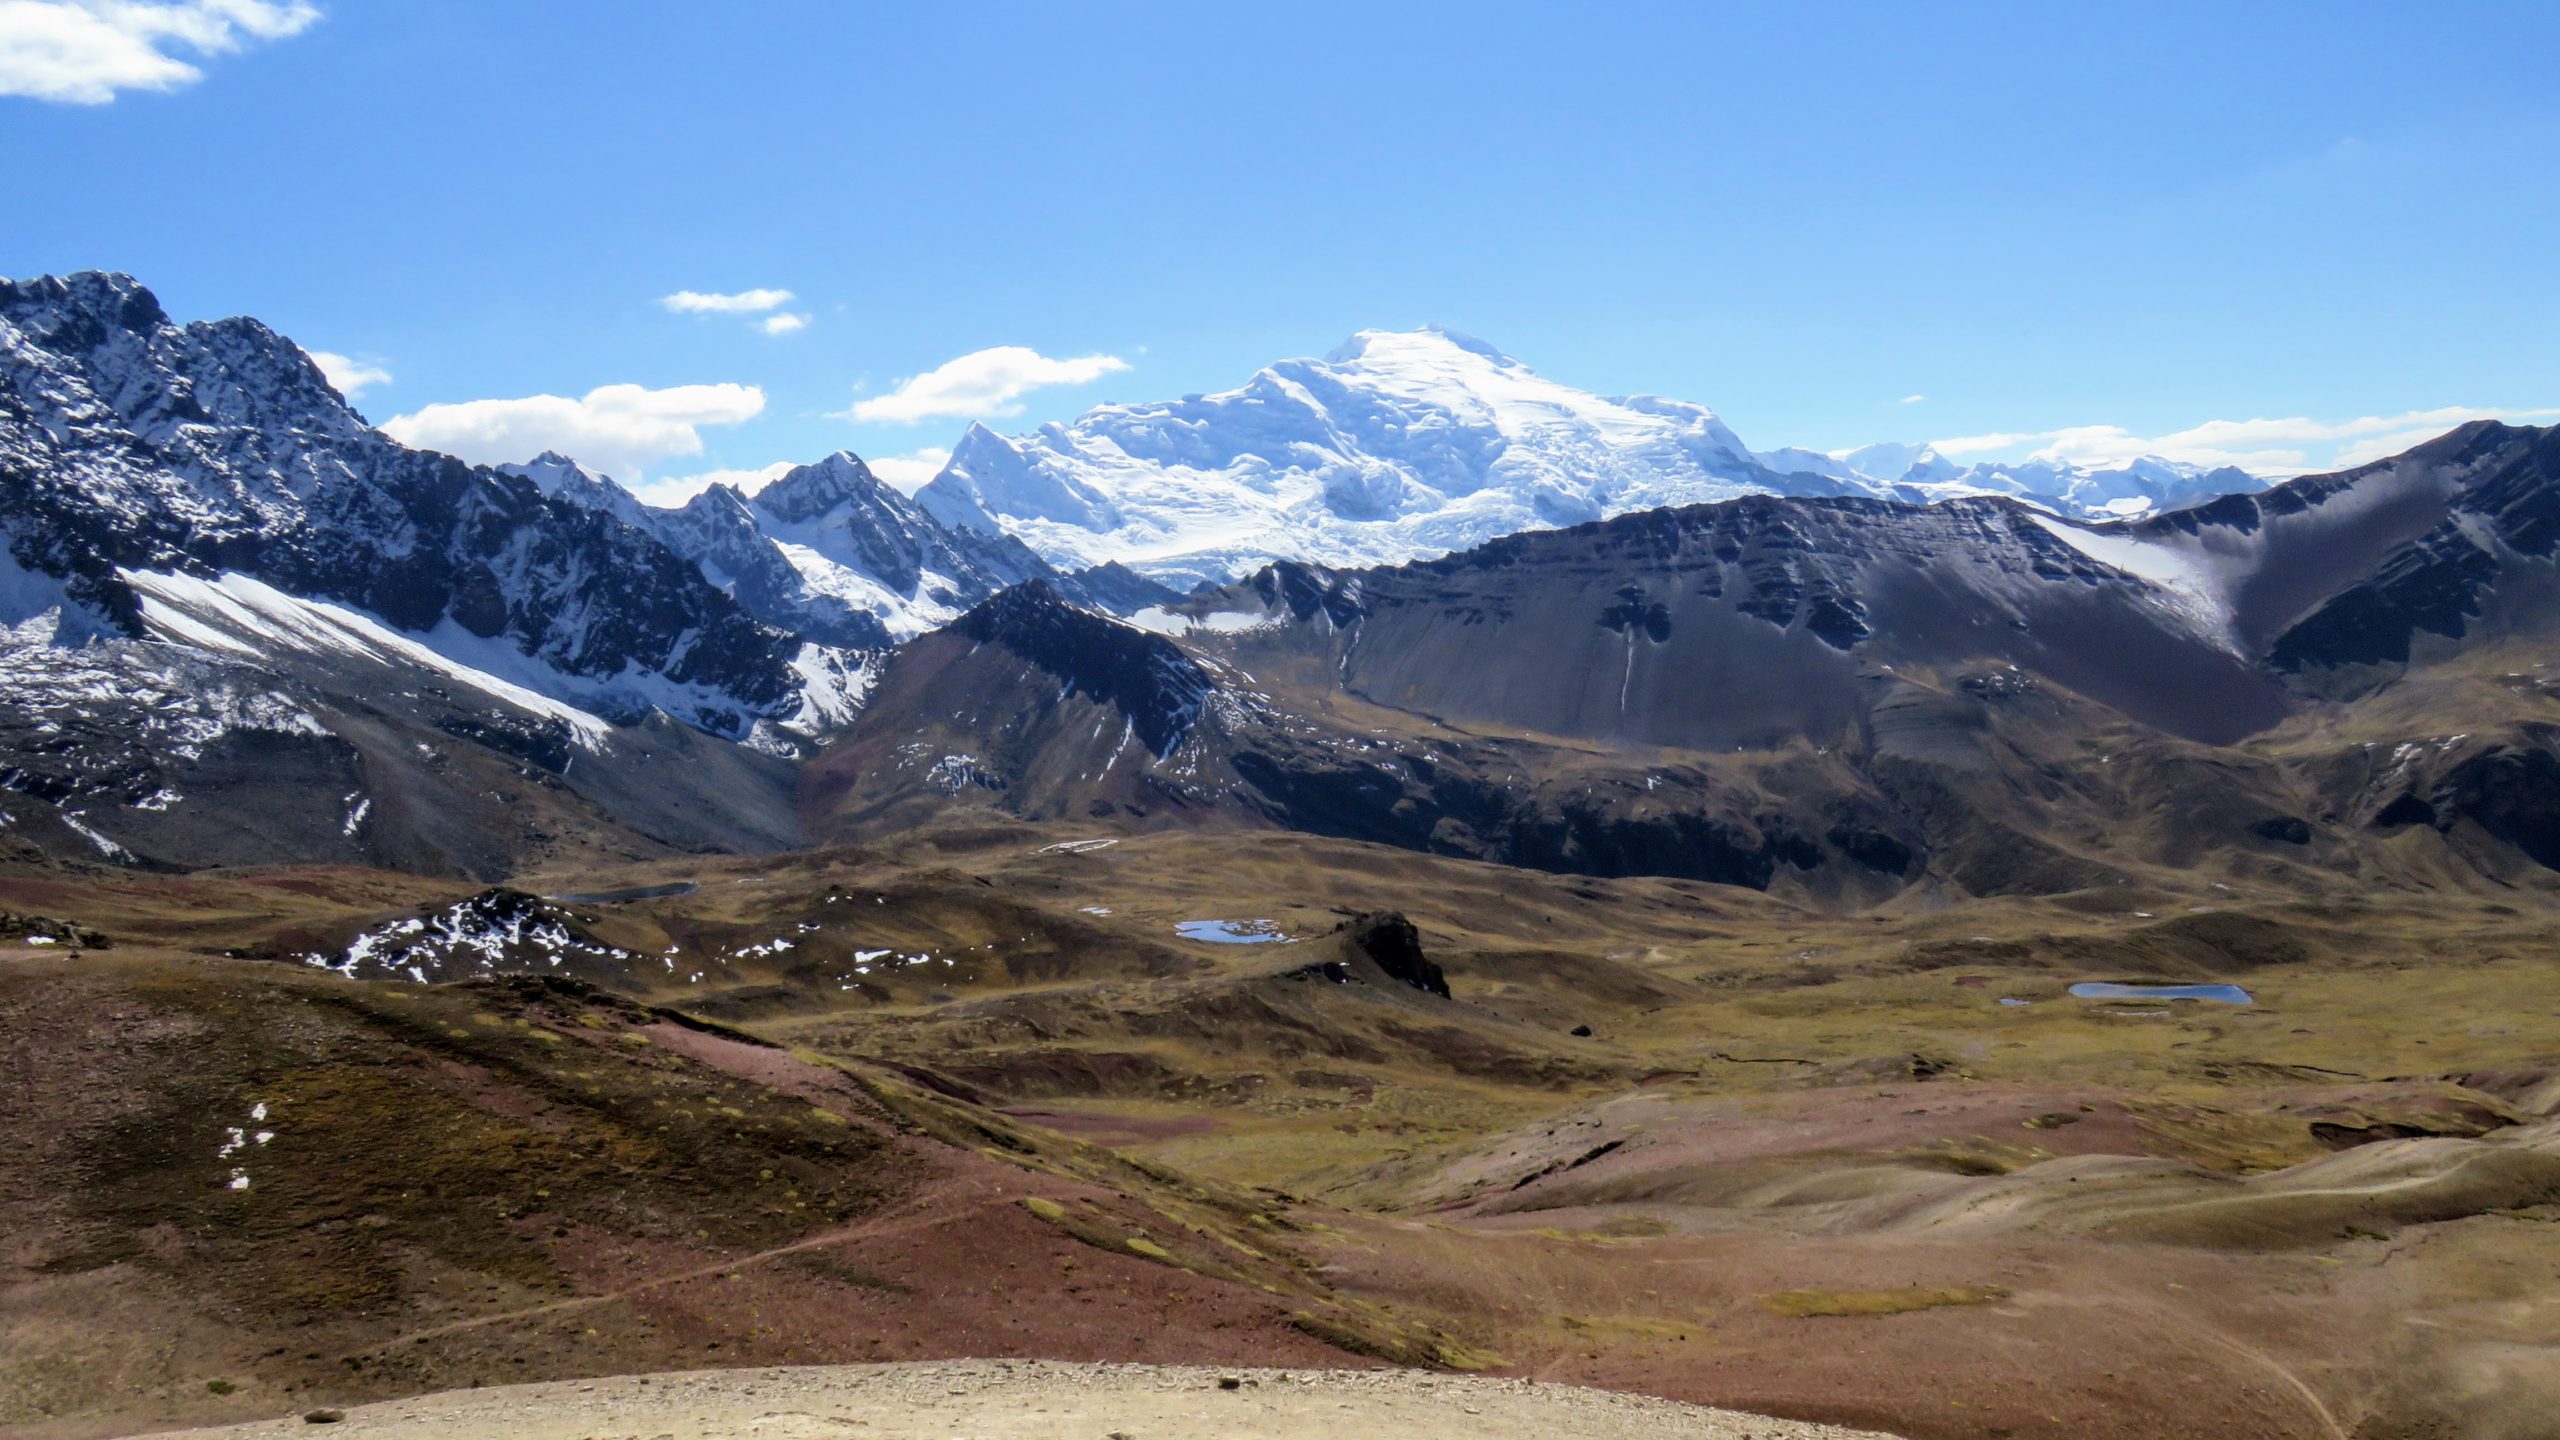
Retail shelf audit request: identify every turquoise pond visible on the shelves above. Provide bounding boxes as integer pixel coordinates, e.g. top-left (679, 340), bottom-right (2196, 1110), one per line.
top-left (2068, 981), bottom-right (2253, 1005)
top-left (1175, 919), bottom-right (1290, 944)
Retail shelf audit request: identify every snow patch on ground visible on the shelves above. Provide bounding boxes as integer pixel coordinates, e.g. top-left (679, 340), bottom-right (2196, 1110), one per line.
top-left (2028, 515), bottom-right (2236, 648)
top-left (305, 892), bottom-right (643, 982)
top-left (216, 1101), bottom-right (275, 1192)
top-left (787, 643), bottom-right (877, 733)
top-left (58, 811), bottom-right (133, 862)
top-left (124, 569), bottom-right (617, 748)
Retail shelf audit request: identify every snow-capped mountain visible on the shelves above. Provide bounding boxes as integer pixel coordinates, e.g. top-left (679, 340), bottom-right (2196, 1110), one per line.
top-left (0, 272), bottom-right (823, 738)
top-left (512, 450), bottom-right (1176, 648)
top-left (0, 272), bottom-right (853, 873)
top-left (1756, 440), bottom-right (1959, 492)
top-left (1762, 442), bottom-right (2258, 519)
top-left (1934, 454), bottom-right (2258, 517)
top-left (916, 327), bottom-right (2269, 586)
top-left (512, 450), bottom-right (1027, 648)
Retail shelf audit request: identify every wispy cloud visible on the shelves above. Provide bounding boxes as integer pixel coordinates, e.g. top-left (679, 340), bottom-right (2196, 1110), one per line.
top-left (1898, 394), bottom-right (1927, 405)
top-left (0, 0), bottom-right (318, 104)
top-left (1928, 430), bottom-right (2046, 456)
top-left (306, 349), bottom-right (390, 399)
top-left (659, 288), bottom-right (808, 338)
top-left (847, 345), bottom-right (1129, 425)
top-left (865, 446), bottom-right (952, 494)
top-left (659, 288), bottom-right (795, 315)
top-left (382, 382), bottom-right (765, 482)
top-left (1933, 405), bottom-right (2560, 475)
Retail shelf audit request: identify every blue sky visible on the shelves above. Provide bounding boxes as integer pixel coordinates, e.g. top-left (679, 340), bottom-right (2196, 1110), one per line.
top-left (5, 1), bottom-right (2558, 500)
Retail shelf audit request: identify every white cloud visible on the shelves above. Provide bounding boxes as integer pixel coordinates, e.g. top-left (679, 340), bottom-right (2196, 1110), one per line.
top-left (847, 345), bottom-right (1130, 424)
top-left (659, 288), bottom-right (794, 315)
top-left (865, 447), bottom-right (952, 494)
top-left (1929, 430), bottom-right (2047, 458)
top-left (0, 0), bottom-right (318, 104)
top-left (2327, 425), bottom-right (2480, 470)
top-left (630, 461), bottom-right (794, 508)
top-left (382, 382), bottom-right (766, 482)
top-left (1932, 406), bottom-right (2560, 476)
top-left (306, 349), bottom-right (389, 399)
top-left (1898, 394), bottom-right (1927, 405)
top-left (659, 289), bottom-right (807, 338)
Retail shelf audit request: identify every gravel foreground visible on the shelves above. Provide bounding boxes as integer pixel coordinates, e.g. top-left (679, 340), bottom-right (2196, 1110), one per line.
top-left (151, 1360), bottom-right (1904, 1439)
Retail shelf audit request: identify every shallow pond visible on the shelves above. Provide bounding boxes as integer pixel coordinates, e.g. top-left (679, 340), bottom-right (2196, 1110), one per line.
top-left (2068, 981), bottom-right (2252, 1005)
top-left (1176, 919), bottom-right (1289, 945)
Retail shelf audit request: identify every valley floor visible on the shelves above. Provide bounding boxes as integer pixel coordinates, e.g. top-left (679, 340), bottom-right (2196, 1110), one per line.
top-left (8, 823), bottom-right (2560, 1440)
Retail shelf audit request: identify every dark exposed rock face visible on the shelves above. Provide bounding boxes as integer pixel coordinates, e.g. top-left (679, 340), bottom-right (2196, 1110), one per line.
top-left (1065, 560), bottom-right (1185, 614)
top-left (2428, 743), bottom-right (2560, 870)
top-left (2270, 529), bottom-right (2502, 671)
top-left (1248, 560), bottom-right (1366, 628)
top-left (2372, 793), bottom-right (2441, 829)
top-left (1257, 493), bottom-right (2293, 751)
top-left (2240, 424), bottom-right (2560, 675)
top-left (1341, 910), bottom-right (1450, 998)
top-left (2249, 816), bottom-right (2314, 845)
top-left (950, 581), bottom-right (1212, 758)
top-left (1222, 733), bottom-right (1900, 891)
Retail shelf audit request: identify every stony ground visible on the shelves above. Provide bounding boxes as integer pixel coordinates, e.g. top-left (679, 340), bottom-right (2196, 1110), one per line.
top-left (152, 1361), bottom-right (1900, 1439)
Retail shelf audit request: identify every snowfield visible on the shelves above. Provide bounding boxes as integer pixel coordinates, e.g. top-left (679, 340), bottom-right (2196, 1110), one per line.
top-left (914, 327), bottom-right (2267, 587)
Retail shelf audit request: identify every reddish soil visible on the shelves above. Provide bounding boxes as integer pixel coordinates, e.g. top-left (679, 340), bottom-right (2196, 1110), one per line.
top-left (0, 951), bottom-right (1368, 1440)
top-left (1317, 1217), bottom-right (2353, 1440)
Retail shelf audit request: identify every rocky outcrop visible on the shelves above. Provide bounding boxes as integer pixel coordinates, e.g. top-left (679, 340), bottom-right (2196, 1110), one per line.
top-left (1339, 911), bottom-right (1450, 998)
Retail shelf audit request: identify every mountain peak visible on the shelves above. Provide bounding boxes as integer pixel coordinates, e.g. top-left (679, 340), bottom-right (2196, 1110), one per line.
top-left (910, 329), bottom-right (2276, 587)
top-left (1322, 325), bottom-right (1517, 367)
top-left (754, 450), bottom-right (890, 525)
top-left (506, 450), bottom-right (605, 489)
top-left (1824, 441), bottom-right (1951, 486)
top-left (1, 270), bottom-right (167, 331)
top-left (951, 580), bottom-right (1209, 757)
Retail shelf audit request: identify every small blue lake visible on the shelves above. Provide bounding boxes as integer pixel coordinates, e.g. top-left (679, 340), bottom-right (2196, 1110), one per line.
top-left (2069, 981), bottom-right (2253, 1005)
top-left (1176, 919), bottom-right (1289, 945)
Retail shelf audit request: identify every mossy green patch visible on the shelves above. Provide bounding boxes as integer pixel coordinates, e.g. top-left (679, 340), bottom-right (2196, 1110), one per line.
top-left (1757, 1284), bottom-right (2010, 1317)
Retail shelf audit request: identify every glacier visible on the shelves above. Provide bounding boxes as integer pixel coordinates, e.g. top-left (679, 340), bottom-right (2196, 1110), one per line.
top-left (913, 326), bottom-right (2268, 587)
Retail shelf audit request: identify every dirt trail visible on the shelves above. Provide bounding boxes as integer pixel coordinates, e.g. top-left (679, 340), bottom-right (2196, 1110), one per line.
top-left (333, 1195), bottom-right (989, 1361)
top-left (152, 1360), bottom-right (1902, 1439)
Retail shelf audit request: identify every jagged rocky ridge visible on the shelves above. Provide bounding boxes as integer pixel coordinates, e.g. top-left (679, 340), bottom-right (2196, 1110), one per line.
top-left (0, 273), bottom-right (810, 735)
top-left (0, 274), bottom-right (823, 873)
top-left (512, 450), bottom-right (1177, 650)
